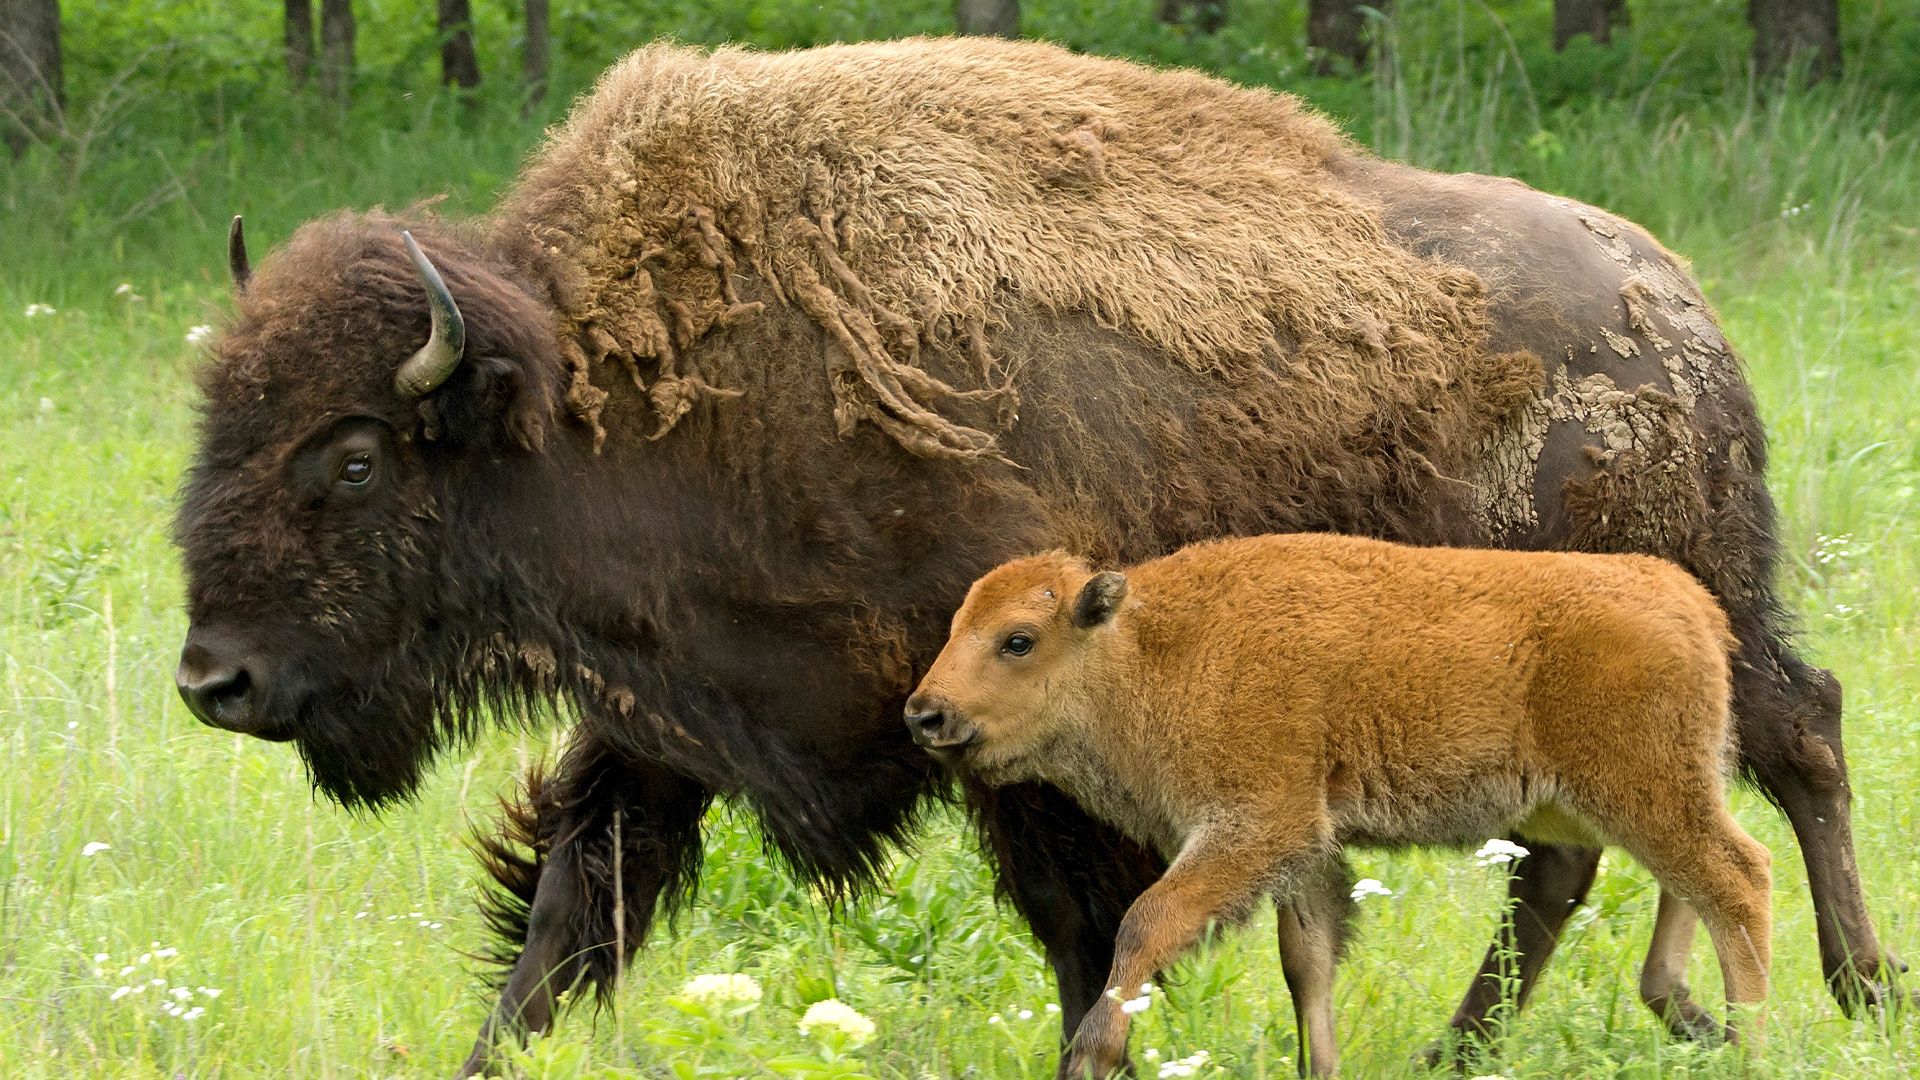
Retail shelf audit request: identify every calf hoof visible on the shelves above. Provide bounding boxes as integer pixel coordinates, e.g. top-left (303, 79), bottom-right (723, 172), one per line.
top-left (1654, 1000), bottom-right (1728, 1044)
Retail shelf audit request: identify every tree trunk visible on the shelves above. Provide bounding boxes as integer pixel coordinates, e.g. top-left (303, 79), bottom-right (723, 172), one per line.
top-left (1750, 0), bottom-right (1841, 82)
top-left (523, 0), bottom-right (548, 112)
top-left (1308, 0), bottom-right (1388, 75)
top-left (319, 0), bottom-right (355, 103)
top-left (1553, 0), bottom-right (1627, 50)
top-left (438, 0), bottom-right (479, 90)
top-left (955, 0), bottom-right (1018, 38)
top-left (1156, 0), bottom-right (1226, 33)
top-left (0, 0), bottom-right (62, 155)
top-left (284, 0), bottom-right (314, 89)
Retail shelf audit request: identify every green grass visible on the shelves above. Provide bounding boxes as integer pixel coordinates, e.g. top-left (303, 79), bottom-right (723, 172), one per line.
top-left (5, 5), bottom-right (1920, 1077)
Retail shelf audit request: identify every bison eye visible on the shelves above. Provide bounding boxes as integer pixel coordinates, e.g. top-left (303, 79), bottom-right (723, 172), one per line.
top-left (338, 452), bottom-right (373, 488)
top-left (1001, 633), bottom-right (1034, 657)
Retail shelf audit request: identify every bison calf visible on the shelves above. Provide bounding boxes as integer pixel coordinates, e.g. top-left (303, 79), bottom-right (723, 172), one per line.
top-left (906, 534), bottom-right (1771, 1077)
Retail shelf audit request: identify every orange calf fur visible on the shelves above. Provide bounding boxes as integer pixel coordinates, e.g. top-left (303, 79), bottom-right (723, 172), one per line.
top-left (907, 534), bottom-right (1771, 1078)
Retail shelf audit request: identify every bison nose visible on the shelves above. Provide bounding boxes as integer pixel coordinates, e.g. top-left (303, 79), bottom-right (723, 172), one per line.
top-left (176, 631), bottom-right (273, 736)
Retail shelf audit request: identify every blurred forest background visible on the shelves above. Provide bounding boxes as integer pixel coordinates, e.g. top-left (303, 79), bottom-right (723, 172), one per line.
top-left (3, 0), bottom-right (1917, 291)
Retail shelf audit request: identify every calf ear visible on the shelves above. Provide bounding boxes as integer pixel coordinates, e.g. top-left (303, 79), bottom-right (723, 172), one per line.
top-left (1072, 571), bottom-right (1129, 629)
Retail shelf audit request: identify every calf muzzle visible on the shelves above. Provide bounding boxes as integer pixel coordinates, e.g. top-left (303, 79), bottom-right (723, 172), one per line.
top-left (902, 696), bottom-right (978, 756)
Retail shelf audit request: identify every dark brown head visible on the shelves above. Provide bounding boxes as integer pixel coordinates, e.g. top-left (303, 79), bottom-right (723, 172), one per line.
top-left (904, 551), bottom-right (1129, 781)
top-left (174, 210), bottom-right (567, 807)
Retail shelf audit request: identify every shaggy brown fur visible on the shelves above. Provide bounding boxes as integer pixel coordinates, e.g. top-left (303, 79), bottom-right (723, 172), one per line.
top-left (909, 535), bottom-right (1772, 1077)
top-left (490, 37), bottom-right (1525, 475)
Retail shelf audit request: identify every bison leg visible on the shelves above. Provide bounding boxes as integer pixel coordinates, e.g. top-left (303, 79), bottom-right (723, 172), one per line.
top-left (1734, 642), bottom-right (1906, 1013)
top-left (1421, 841), bottom-right (1602, 1067)
top-left (1638, 889), bottom-right (1729, 1042)
top-left (974, 782), bottom-right (1164, 1055)
top-left (458, 732), bottom-right (710, 1078)
top-left (1275, 858), bottom-right (1352, 1078)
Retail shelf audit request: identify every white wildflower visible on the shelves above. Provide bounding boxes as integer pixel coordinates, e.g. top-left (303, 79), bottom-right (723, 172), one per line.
top-left (988, 1013), bottom-right (1003, 1025)
top-left (798, 998), bottom-right (876, 1047)
top-left (154, 947), bottom-right (177, 958)
top-left (117, 966), bottom-right (135, 977)
top-left (92, 953), bottom-right (108, 964)
top-left (114, 283), bottom-right (144, 302)
top-left (110, 986), bottom-right (133, 1002)
top-left (171, 988), bottom-right (192, 1001)
top-left (1121, 995), bottom-right (1153, 1015)
top-left (1044, 1002), bottom-right (1061, 1014)
top-left (182, 1007), bottom-right (204, 1021)
top-left (1474, 839), bottom-right (1530, 867)
top-left (1143, 1048), bottom-right (1162, 1061)
top-left (679, 972), bottom-right (763, 1006)
top-left (1350, 877), bottom-right (1393, 901)
top-left (185, 324), bottom-right (216, 347)
top-left (197, 987), bottom-right (220, 998)
top-left (1159, 1050), bottom-right (1214, 1078)
top-left (38, 397), bottom-right (53, 413)
top-left (1017, 1008), bottom-right (1034, 1020)
top-left (81, 842), bottom-right (111, 857)
top-left (24, 303), bottom-right (55, 317)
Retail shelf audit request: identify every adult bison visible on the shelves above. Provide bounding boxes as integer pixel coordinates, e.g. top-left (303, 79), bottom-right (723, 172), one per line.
top-left (174, 37), bottom-right (1897, 1075)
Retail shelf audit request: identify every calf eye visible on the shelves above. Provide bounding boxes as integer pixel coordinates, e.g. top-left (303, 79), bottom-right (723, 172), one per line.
top-left (338, 452), bottom-right (373, 487)
top-left (1002, 633), bottom-right (1034, 657)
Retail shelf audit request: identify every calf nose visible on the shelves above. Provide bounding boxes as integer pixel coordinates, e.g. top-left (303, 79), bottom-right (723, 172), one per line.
top-left (176, 631), bottom-right (266, 734)
top-left (904, 705), bottom-right (948, 746)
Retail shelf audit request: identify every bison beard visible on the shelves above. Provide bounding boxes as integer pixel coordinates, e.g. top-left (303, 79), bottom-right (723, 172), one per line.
top-left (293, 675), bottom-right (448, 809)
top-left (173, 36), bottom-right (1905, 1078)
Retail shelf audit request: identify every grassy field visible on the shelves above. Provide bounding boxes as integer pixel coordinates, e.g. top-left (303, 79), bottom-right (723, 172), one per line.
top-left (4, 5), bottom-right (1920, 1078)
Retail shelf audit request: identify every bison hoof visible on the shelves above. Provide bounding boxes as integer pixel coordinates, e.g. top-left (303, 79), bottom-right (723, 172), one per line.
top-left (1828, 957), bottom-right (1915, 1018)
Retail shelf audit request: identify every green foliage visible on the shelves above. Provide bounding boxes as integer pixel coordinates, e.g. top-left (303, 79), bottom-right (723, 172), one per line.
top-left (4, 2), bottom-right (1920, 1077)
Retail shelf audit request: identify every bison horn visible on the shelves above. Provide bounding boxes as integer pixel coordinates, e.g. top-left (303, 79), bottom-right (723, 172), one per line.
top-left (227, 215), bottom-right (251, 290)
top-left (394, 231), bottom-right (468, 398)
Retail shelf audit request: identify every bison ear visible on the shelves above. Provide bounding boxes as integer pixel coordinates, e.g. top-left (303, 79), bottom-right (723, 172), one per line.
top-left (1071, 571), bottom-right (1129, 629)
top-left (414, 353), bottom-right (554, 453)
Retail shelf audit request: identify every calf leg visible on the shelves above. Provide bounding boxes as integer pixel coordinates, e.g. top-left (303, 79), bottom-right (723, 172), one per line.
top-left (458, 732), bottom-right (710, 1079)
top-left (1422, 841), bottom-right (1602, 1065)
top-left (975, 781), bottom-right (1164, 1049)
top-left (1625, 816), bottom-right (1773, 1046)
top-left (1638, 889), bottom-right (1727, 1042)
top-left (1734, 644), bottom-right (1904, 1012)
top-left (1275, 859), bottom-right (1352, 1078)
top-left (1061, 824), bottom-right (1312, 1080)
